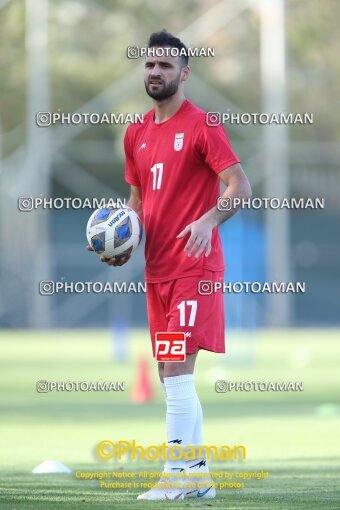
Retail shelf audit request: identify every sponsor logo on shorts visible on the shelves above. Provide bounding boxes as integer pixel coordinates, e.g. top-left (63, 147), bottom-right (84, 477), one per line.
top-left (155, 332), bottom-right (186, 362)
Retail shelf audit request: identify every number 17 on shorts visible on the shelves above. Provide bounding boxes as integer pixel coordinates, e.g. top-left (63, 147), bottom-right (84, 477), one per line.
top-left (155, 332), bottom-right (186, 362)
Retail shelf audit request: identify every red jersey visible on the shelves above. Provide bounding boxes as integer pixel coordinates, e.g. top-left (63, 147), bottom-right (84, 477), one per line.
top-left (124, 99), bottom-right (240, 283)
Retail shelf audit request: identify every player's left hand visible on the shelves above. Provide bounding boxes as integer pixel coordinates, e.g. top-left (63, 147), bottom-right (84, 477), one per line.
top-left (177, 218), bottom-right (214, 258)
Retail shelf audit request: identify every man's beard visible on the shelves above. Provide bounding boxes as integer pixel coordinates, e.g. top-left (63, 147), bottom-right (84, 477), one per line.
top-left (144, 73), bottom-right (181, 100)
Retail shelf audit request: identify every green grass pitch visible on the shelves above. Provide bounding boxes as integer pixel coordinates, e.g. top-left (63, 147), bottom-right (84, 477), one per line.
top-left (0, 329), bottom-right (340, 509)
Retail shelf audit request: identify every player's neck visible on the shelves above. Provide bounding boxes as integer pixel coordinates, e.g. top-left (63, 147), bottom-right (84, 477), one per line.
top-left (153, 95), bottom-right (186, 124)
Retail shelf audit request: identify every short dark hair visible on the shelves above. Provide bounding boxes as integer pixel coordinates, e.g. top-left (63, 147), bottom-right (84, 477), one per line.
top-left (148, 29), bottom-right (189, 67)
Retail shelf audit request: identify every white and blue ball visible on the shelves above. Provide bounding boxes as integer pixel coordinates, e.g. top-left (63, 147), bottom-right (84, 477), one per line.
top-left (86, 207), bottom-right (142, 259)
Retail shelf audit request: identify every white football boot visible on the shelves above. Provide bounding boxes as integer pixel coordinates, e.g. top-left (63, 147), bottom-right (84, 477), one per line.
top-left (184, 459), bottom-right (216, 499)
top-left (137, 469), bottom-right (184, 501)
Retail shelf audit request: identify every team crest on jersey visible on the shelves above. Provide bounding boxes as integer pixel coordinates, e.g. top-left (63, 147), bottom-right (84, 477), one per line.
top-left (174, 133), bottom-right (184, 151)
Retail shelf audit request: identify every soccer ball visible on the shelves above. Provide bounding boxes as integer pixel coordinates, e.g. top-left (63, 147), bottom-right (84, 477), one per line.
top-left (86, 206), bottom-right (142, 259)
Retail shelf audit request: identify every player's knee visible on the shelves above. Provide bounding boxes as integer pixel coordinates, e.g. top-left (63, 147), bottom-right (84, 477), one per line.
top-left (158, 362), bottom-right (165, 382)
top-left (164, 363), bottom-right (186, 378)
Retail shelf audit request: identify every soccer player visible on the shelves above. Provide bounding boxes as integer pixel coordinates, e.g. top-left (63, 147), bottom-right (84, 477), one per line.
top-left (89, 30), bottom-right (251, 500)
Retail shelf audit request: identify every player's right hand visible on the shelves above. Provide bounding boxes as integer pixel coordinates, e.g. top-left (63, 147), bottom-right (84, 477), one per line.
top-left (100, 254), bottom-right (131, 267)
top-left (86, 245), bottom-right (131, 266)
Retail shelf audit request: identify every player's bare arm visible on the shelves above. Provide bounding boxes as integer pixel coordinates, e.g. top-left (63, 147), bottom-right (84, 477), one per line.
top-left (127, 185), bottom-right (143, 222)
top-left (177, 162), bottom-right (251, 258)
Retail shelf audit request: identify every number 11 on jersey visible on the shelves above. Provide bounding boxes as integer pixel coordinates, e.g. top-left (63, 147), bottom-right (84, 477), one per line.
top-left (150, 163), bottom-right (163, 190)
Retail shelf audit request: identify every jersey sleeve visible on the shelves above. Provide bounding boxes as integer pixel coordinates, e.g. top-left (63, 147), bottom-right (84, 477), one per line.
top-left (124, 127), bottom-right (141, 187)
top-left (195, 121), bottom-right (240, 174)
